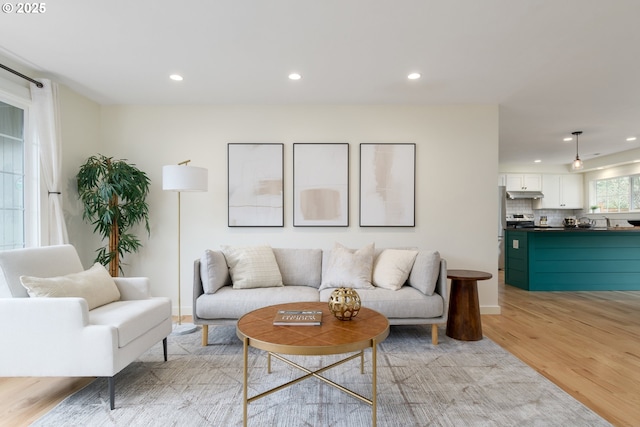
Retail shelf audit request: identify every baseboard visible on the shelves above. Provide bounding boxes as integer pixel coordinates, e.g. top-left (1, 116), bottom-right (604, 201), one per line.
top-left (480, 305), bottom-right (501, 315)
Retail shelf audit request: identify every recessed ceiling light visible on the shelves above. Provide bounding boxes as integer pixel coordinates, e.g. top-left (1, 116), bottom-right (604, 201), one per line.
top-left (627, 137), bottom-right (637, 141)
top-left (288, 73), bottom-right (302, 80)
top-left (408, 73), bottom-right (421, 80)
top-left (534, 159), bottom-right (542, 163)
top-left (169, 74), bottom-right (183, 81)
top-left (563, 137), bottom-right (573, 142)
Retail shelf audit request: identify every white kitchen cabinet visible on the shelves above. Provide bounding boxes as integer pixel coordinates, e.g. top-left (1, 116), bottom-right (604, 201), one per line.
top-left (505, 174), bottom-right (542, 191)
top-left (533, 174), bottom-right (583, 209)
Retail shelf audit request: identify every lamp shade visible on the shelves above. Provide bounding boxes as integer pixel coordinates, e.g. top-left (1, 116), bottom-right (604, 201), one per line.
top-left (162, 165), bottom-right (208, 192)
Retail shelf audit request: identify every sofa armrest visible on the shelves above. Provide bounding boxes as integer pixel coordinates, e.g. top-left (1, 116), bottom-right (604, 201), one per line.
top-left (0, 298), bottom-right (118, 376)
top-left (113, 277), bottom-right (151, 300)
top-left (192, 259), bottom-right (205, 323)
top-left (435, 258), bottom-right (448, 321)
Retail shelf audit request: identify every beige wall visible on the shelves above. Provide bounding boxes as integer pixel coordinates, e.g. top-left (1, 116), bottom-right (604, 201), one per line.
top-left (57, 101), bottom-right (500, 315)
top-left (57, 84), bottom-right (103, 259)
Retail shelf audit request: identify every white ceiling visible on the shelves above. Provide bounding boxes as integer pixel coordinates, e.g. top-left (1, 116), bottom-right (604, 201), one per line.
top-left (1, 0), bottom-right (639, 168)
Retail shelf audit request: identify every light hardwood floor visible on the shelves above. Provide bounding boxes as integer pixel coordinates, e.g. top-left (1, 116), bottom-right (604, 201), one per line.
top-left (1, 281), bottom-right (639, 426)
top-left (483, 272), bottom-right (640, 427)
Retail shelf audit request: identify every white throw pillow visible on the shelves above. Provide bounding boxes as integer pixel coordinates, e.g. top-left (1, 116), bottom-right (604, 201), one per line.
top-left (19, 263), bottom-right (121, 310)
top-left (319, 242), bottom-right (375, 290)
top-left (221, 245), bottom-right (284, 289)
top-left (372, 249), bottom-right (419, 290)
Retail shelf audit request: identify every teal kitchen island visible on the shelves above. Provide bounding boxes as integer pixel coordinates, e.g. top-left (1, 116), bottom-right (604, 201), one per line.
top-left (504, 227), bottom-right (640, 291)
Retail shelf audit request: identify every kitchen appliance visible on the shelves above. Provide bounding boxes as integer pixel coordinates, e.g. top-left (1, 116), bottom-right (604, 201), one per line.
top-left (506, 190), bottom-right (544, 199)
top-left (578, 217), bottom-right (595, 228)
top-left (563, 217), bottom-right (577, 228)
top-left (506, 213), bottom-right (536, 228)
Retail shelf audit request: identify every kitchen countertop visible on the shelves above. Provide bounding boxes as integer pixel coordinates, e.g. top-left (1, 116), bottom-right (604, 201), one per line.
top-left (508, 226), bottom-right (640, 232)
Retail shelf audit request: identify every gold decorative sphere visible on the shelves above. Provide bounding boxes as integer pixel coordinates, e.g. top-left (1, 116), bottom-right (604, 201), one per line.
top-left (328, 287), bottom-right (361, 320)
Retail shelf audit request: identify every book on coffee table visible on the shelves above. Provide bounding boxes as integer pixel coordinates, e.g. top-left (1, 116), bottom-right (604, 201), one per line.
top-left (273, 310), bottom-right (323, 326)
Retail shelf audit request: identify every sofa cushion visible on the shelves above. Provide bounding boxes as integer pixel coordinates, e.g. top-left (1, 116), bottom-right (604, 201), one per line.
top-left (201, 250), bottom-right (232, 294)
top-left (221, 245), bottom-right (284, 289)
top-left (372, 249), bottom-right (419, 290)
top-left (319, 286), bottom-right (444, 319)
top-left (272, 248), bottom-right (322, 288)
top-left (20, 263), bottom-right (121, 310)
top-left (195, 285), bottom-right (320, 319)
top-left (407, 250), bottom-right (441, 295)
top-left (89, 298), bottom-right (171, 347)
top-left (319, 242), bottom-right (375, 290)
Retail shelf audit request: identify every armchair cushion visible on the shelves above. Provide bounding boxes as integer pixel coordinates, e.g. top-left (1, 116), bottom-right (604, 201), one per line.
top-left (20, 263), bottom-right (121, 310)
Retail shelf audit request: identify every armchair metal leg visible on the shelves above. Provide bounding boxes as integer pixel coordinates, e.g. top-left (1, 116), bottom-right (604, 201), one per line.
top-left (163, 337), bottom-right (168, 361)
top-left (108, 376), bottom-right (115, 410)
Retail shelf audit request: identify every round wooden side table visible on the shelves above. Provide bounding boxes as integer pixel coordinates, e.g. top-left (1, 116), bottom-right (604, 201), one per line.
top-left (445, 269), bottom-right (492, 341)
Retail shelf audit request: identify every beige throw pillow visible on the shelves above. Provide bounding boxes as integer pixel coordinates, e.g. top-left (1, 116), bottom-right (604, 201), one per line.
top-left (19, 263), bottom-right (121, 310)
top-left (221, 245), bottom-right (284, 289)
top-left (319, 242), bottom-right (375, 290)
top-left (372, 249), bottom-right (419, 290)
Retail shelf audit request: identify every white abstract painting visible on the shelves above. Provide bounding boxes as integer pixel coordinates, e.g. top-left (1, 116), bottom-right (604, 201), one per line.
top-left (228, 143), bottom-right (283, 227)
top-left (360, 143), bottom-right (415, 227)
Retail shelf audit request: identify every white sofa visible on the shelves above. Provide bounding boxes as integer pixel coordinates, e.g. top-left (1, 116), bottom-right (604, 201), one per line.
top-left (0, 245), bottom-right (172, 409)
top-left (193, 245), bottom-right (448, 346)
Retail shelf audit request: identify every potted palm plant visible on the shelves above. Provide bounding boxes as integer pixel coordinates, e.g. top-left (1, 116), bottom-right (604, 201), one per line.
top-left (77, 154), bottom-right (151, 276)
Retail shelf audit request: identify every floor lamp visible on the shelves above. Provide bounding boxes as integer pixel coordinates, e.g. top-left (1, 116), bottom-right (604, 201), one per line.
top-left (163, 160), bottom-right (208, 335)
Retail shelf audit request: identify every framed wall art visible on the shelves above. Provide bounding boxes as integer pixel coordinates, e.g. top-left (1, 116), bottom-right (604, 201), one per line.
top-left (359, 143), bottom-right (415, 227)
top-left (228, 143), bottom-right (284, 227)
top-left (293, 143), bottom-right (349, 226)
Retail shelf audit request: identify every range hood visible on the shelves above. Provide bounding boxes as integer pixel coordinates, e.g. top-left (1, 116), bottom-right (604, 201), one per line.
top-left (506, 190), bottom-right (544, 200)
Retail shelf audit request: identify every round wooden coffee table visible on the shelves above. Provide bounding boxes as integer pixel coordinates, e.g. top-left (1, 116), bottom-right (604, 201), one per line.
top-left (237, 302), bottom-right (389, 427)
top-left (445, 269), bottom-right (492, 341)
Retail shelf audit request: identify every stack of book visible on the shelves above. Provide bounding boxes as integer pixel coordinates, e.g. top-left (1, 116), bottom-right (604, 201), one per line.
top-left (273, 310), bottom-right (323, 326)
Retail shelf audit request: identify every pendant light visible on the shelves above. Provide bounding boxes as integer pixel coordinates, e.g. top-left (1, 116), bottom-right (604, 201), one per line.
top-left (571, 131), bottom-right (584, 170)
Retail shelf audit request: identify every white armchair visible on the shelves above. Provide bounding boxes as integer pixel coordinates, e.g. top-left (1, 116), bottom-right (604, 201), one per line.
top-left (0, 245), bottom-right (172, 409)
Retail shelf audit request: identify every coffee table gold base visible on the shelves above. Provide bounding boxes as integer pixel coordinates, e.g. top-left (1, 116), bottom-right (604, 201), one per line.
top-left (242, 337), bottom-right (379, 427)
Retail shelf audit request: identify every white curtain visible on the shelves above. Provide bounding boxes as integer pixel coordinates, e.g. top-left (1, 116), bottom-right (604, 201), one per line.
top-left (29, 79), bottom-right (69, 245)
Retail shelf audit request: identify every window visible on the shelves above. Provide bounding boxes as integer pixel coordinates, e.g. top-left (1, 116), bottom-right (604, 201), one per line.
top-left (0, 100), bottom-right (28, 250)
top-left (593, 175), bottom-right (640, 213)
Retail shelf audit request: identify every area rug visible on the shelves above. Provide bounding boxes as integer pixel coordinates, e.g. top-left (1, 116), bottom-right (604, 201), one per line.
top-left (33, 325), bottom-right (610, 426)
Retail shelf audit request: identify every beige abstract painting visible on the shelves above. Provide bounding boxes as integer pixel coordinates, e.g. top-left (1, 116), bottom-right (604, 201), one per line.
top-left (293, 143), bottom-right (349, 226)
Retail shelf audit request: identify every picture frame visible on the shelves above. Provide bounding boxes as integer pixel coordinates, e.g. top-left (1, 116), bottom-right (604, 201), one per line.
top-left (293, 143), bottom-right (349, 227)
top-left (359, 143), bottom-right (415, 227)
top-left (228, 143), bottom-right (284, 227)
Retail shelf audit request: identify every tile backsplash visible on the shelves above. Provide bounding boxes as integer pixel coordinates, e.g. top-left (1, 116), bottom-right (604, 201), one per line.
top-left (505, 198), bottom-right (534, 216)
top-left (505, 198), bottom-right (628, 227)
top-left (506, 198), bottom-right (581, 227)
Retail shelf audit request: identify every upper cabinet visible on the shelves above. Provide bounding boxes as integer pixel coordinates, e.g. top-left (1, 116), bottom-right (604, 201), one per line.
top-left (505, 174), bottom-right (542, 191)
top-left (533, 174), bottom-right (583, 209)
